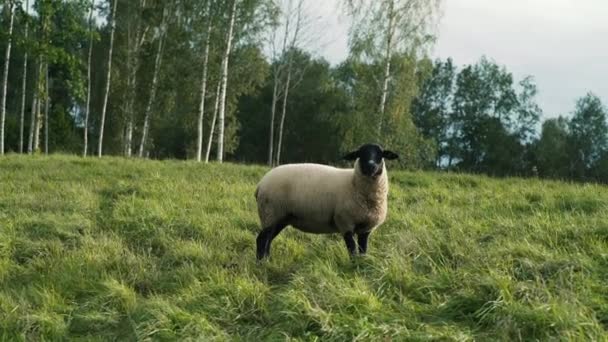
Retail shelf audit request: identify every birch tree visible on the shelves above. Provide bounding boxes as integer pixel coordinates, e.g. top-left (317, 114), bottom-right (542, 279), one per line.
top-left (32, 58), bottom-right (43, 152)
top-left (274, 57), bottom-right (291, 165)
top-left (27, 68), bottom-right (37, 154)
top-left (19, 0), bottom-right (30, 154)
top-left (33, 1), bottom-right (52, 154)
top-left (83, 0), bottom-right (95, 157)
top-left (0, 0), bottom-right (16, 155)
top-left (267, 68), bottom-right (279, 165)
top-left (274, 0), bottom-right (304, 166)
top-left (344, 0), bottom-right (443, 138)
top-left (44, 63), bottom-right (49, 154)
top-left (265, 2), bottom-right (287, 166)
top-left (264, 0), bottom-right (321, 165)
top-left (123, 0), bottom-right (150, 157)
top-left (216, 0), bottom-right (237, 162)
top-left (138, 4), bottom-right (168, 158)
top-left (195, 0), bottom-right (214, 162)
top-left (204, 80), bottom-right (221, 163)
top-left (98, 0), bottom-right (118, 157)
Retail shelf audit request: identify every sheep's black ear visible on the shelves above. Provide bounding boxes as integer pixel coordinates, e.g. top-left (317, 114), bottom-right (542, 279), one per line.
top-left (382, 150), bottom-right (399, 160)
top-left (342, 150), bottom-right (360, 161)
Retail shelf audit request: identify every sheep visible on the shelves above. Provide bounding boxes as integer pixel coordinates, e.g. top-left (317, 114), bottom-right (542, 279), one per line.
top-left (254, 143), bottom-right (399, 260)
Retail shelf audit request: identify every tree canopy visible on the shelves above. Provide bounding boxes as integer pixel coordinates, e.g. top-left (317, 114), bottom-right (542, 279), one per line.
top-left (1, 0), bottom-right (607, 183)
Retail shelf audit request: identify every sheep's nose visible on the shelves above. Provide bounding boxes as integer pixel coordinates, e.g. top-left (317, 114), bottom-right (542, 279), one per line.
top-left (367, 160), bottom-right (375, 166)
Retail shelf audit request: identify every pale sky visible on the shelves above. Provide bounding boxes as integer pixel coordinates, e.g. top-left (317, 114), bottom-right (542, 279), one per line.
top-left (313, 0), bottom-right (608, 119)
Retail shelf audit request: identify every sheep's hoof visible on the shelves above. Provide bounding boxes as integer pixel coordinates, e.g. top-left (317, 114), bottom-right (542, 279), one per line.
top-left (256, 253), bottom-right (270, 262)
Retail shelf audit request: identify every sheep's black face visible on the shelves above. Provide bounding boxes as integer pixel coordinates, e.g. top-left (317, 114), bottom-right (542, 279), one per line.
top-left (343, 143), bottom-right (399, 178)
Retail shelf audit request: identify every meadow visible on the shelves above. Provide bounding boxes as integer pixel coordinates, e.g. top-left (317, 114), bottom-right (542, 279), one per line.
top-left (0, 155), bottom-right (606, 341)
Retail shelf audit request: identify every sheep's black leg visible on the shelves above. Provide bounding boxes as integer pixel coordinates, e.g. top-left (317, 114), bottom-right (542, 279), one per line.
top-left (343, 231), bottom-right (357, 257)
top-left (256, 227), bottom-right (274, 260)
top-left (357, 232), bottom-right (370, 255)
top-left (256, 217), bottom-right (290, 260)
top-left (265, 222), bottom-right (288, 257)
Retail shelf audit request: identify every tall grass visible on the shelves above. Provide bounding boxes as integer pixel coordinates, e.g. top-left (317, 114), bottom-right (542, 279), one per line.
top-left (0, 154), bottom-right (606, 340)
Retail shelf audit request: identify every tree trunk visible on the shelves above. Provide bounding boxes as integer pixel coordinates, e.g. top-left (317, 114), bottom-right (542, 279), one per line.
top-left (27, 63), bottom-right (37, 154)
top-left (83, 0), bottom-right (94, 157)
top-left (216, 0), bottom-right (237, 163)
top-left (267, 77), bottom-right (279, 166)
top-left (124, 118), bottom-right (133, 156)
top-left (44, 63), bottom-right (50, 155)
top-left (377, 0), bottom-right (395, 138)
top-left (33, 58), bottom-right (43, 153)
top-left (275, 65), bottom-right (292, 166)
top-left (272, 0), bottom-right (304, 166)
top-left (204, 80), bottom-right (221, 163)
top-left (138, 10), bottom-right (167, 158)
top-left (124, 1), bottom-right (149, 157)
top-left (124, 24), bottom-right (134, 157)
top-left (98, 0), bottom-right (118, 157)
top-left (0, 0), bottom-right (16, 155)
top-left (19, 0), bottom-right (30, 154)
top-left (267, 0), bottom-right (292, 166)
top-left (196, 0), bottom-right (213, 162)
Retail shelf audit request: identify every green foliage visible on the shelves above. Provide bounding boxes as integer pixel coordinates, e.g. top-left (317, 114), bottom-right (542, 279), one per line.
top-left (0, 155), bottom-right (607, 340)
top-left (344, 0), bottom-right (441, 63)
top-left (412, 56), bottom-right (542, 175)
top-left (536, 117), bottom-right (571, 179)
top-left (332, 54), bottom-right (435, 168)
top-left (533, 95), bottom-right (608, 182)
top-left (412, 57), bottom-right (455, 165)
top-left (237, 49), bottom-right (345, 164)
top-left (2, 1), bottom-right (608, 187)
top-left (0, 0), bottom-right (89, 154)
top-left (568, 93), bottom-right (608, 175)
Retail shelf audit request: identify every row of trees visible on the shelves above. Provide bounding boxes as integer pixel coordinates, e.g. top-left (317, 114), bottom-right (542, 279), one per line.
top-left (412, 57), bottom-right (608, 182)
top-left (0, 0), bottom-right (280, 159)
top-left (0, 0), bottom-right (442, 162)
top-left (1, 0), bottom-right (607, 183)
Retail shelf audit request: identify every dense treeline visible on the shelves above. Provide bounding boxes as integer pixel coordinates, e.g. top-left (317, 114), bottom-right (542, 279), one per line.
top-left (412, 57), bottom-right (608, 182)
top-left (1, 0), bottom-right (607, 183)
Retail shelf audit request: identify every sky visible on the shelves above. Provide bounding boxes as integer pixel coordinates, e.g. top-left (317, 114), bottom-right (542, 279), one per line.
top-left (313, 0), bottom-right (608, 119)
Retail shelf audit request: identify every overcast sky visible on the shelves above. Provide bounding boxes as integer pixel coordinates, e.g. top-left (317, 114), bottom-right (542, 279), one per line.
top-left (314, 0), bottom-right (608, 119)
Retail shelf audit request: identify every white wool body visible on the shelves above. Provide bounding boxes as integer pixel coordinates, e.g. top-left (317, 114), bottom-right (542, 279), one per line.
top-left (255, 160), bottom-right (389, 235)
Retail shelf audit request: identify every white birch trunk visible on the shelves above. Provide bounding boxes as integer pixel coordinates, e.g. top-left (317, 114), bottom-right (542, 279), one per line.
top-left (274, 0), bottom-right (302, 166)
top-left (138, 11), bottom-right (167, 158)
top-left (27, 98), bottom-right (36, 153)
top-left (27, 69), bottom-right (37, 154)
top-left (124, 30), bottom-right (134, 157)
top-left (44, 63), bottom-right (49, 155)
top-left (268, 1), bottom-right (292, 166)
top-left (216, 0), bottom-right (237, 163)
top-left (275, 65), bottom-right (291, 166)
top-left (33, 58), bottom-right (43, 153)
top-left (377, 0), bottom-right (395, 137)
top-left (19, 0), bottom-right (29, 154)
top-left (98, 0), bottom-right (118, 157)
top-left (124, 119), bottom-right (133, 156)
top-left (124, 0), bottom-right (149, 157)
top-left (196, 0), bottom-right (213, 162)
top-left (83, 0), bottom-right (94, 157)
top-left (0, 0), bottom-right (16, 155)
top-left (204, 80), bottom-right (221, 163)
top-left (267, 78), bottom-right (279, 166)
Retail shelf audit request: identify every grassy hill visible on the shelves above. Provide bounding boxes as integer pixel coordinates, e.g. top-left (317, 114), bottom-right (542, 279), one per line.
top-left (0, 155), bottom-right (607, 341)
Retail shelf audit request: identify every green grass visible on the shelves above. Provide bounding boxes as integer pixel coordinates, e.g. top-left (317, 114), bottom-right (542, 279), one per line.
top-left (1, 154), bottom-right (607, 341)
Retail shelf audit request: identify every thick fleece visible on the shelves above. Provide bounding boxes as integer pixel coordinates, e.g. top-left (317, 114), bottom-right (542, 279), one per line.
top-left (255, 159), bottom-right (389, 235)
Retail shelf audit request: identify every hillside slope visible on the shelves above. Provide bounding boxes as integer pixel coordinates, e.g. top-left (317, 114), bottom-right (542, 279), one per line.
top-left (1, 155), bottom-right (607, 340)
